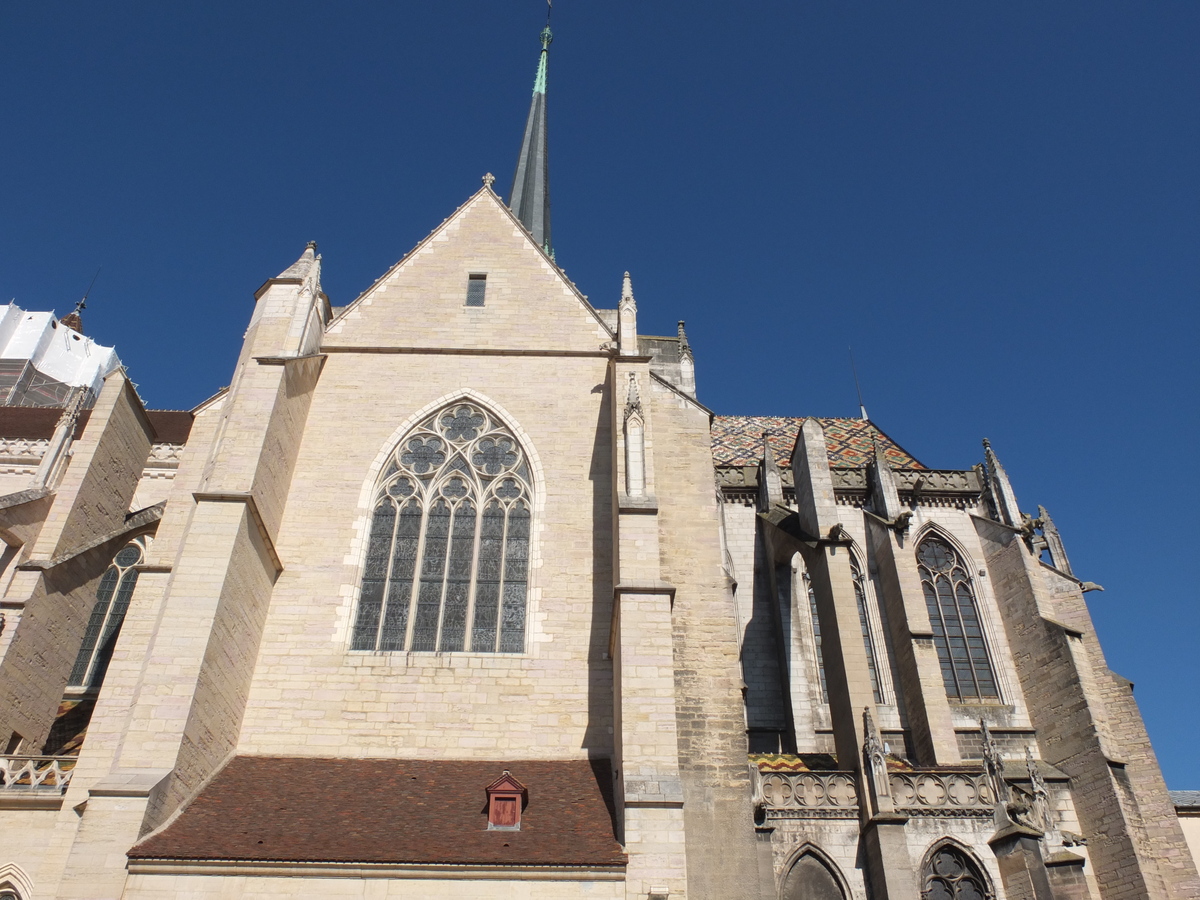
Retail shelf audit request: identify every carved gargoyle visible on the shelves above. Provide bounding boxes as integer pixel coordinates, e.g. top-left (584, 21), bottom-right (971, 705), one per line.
top-left (1006, 797), bottom-right (1037, 830)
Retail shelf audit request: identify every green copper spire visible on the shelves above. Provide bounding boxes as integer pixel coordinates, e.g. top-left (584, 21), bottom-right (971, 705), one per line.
top-left (533, 26), bottom-right (551, 94)
top-left (510, 26), bottom-right (553, 255)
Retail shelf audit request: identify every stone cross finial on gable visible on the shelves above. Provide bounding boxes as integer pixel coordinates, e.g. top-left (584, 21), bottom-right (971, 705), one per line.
top-left (482, 173), bottom-right (496, 187)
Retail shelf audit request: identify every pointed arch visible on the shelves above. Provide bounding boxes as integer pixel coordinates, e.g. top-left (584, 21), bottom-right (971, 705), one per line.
top-left (911, 521), bottom-right (978, 568)
top-left (778, 843), bottom-right (851, 900)
top-left (0, 863), bottom-right (33, 900)
top-left (349, 396), bottom-right (538, 654)
top-left (845, 543), bottom-right (884, 704)
top-left (357, 389), bottom-right (546, 515)
top-left (67, 534), bottom-right (152, 689)
top-left (793, 552), bottom-right (829, 704)
top-left (914, 526), bottom-right (999, 702)
top-left (919, 839), bottom-right (994, 900)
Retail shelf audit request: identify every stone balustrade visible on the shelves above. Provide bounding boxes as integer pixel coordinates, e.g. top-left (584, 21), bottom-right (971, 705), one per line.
top-left (888, 770), bottom-right (994, 816)
top-left (759, 771), bottom-right (859, 818)
top-left (0, 755), bottom-right (76, 793)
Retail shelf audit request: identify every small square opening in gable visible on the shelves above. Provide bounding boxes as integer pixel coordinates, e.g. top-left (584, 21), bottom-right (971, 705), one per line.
top-left (466, 273), bottom-right (487, 307)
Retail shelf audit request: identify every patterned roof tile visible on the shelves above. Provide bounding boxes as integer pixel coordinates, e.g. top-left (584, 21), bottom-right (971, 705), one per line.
top-left (712, 416), bottom-right (924, 469)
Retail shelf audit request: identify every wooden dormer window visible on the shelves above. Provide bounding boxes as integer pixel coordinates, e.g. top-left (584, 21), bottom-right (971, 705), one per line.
top-left (486, 770), bottom-right (527, 831)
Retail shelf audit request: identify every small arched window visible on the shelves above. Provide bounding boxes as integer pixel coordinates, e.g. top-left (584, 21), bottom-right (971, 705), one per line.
top-left (68, 537), bottom-right (147, 689)
top-left (922, 844), bottom-right (990, 900)
top-left (917, 537), bottom-right (998, 701)
top-left (351, 403), bottom-right (533, 654)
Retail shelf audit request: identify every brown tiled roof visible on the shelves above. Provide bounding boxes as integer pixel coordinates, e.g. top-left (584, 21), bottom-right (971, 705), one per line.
top-left (0, 407), bottom-right (75, 440)
top-left (145, 410), bottom-right (193, 444)
top-left (129, 757), bottom-right (626, 868)
top-left (0, 407), bottom-right (192, 444)
top-left (711, 416), bottom-right (924, 470)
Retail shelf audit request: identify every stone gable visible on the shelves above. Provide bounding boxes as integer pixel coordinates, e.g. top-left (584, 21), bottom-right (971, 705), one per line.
top-left (326, 188), bottom-right (612, 355)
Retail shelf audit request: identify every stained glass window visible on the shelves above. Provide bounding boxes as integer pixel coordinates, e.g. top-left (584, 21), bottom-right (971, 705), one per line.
top-left (68, 537), bottom-right (148, 689)
top-left (922, 845), bottom-right (990, 900)
top-left (918, 536), bottom-right (999, 702)
top-left (351, 403), bottom-right (533, 653)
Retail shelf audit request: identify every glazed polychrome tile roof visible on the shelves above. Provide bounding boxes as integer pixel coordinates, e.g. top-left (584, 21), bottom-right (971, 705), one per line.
top-left (711, 417), bottom-right (924, 470)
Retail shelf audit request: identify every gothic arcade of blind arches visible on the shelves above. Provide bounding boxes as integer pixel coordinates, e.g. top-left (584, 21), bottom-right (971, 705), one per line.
top-left (351, 403), bottom-right (532, 654)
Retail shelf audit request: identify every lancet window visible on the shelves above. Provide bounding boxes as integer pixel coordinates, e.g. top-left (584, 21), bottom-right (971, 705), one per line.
top-left (804, 573), bottom-right (829, 704)
top-left (917, 537), bottom-right (999, 701)
top-left (351, 403), bottom-right (533, 654)
top-left (851, 556), bottom-right (883, 704)
top-left (68, 536), bottom-right (147, 689)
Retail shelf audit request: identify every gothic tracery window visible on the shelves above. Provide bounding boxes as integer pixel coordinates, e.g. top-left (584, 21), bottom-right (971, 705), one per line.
top-left (922, 844), bottom-right (990, 900)
top-left (351, 403), bottom-right (532, 654)
top-left (917, 537), bottom-right (999, 702)
top-left (68, 537), bottom-right (147, 689)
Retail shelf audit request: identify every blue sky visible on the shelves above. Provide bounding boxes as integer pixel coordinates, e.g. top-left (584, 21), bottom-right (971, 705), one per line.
top-left (2, 2), bottom-right (1197, 785)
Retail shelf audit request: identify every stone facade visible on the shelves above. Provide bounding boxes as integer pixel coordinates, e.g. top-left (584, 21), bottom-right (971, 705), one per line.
top-left (0, 183), bottom-right (1193, 900)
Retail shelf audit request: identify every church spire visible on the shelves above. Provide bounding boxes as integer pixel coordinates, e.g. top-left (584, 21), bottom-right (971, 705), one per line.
top-left (509, 25), bottom-right (553, 256)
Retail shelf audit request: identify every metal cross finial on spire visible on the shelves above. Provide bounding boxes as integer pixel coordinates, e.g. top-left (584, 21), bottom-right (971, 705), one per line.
top-left (63, 266), bottom-right (101, 334)
top-left (849, 347), bottom-right (868, 421)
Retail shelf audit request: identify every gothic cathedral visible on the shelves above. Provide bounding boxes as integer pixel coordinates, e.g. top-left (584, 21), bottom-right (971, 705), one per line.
top-left (0, 25), bottom-right (1195, 900)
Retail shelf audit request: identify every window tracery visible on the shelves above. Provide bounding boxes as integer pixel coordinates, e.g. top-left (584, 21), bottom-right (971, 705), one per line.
top-left (351, 403), bottom-right (532, 654)
top-left (917, 536), bottom-right (998, 701)
top-left (922, 844), bottom-right (990, 900)
top-left (68, 536), bottom-right (148, 689)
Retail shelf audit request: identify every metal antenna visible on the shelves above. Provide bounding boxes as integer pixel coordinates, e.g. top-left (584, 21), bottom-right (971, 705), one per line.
top-left (849, 347), bottom-right (868, 421)
top-left (76, 266), bottom-right (101, 315)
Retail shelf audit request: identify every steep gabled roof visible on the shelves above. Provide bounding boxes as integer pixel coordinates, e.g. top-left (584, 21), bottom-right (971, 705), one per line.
top-left (712, 416), bottom-right (925, 469)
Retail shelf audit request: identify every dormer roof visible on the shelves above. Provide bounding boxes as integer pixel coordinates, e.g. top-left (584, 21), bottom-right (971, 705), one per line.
top-left (486, 771), bottom-right (529, 796)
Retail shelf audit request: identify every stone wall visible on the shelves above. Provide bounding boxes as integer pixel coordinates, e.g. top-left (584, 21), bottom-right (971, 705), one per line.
top-left (121, 873), bottom-right (625, 899)
top-left (976, 517), bottom-right (1200, 900)
top-left (237, 356), bottom-right (615, 759)
top-left (0, 372), bottom-right (152, 750)
top-left (652, 379), bottom-right (763, 900)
